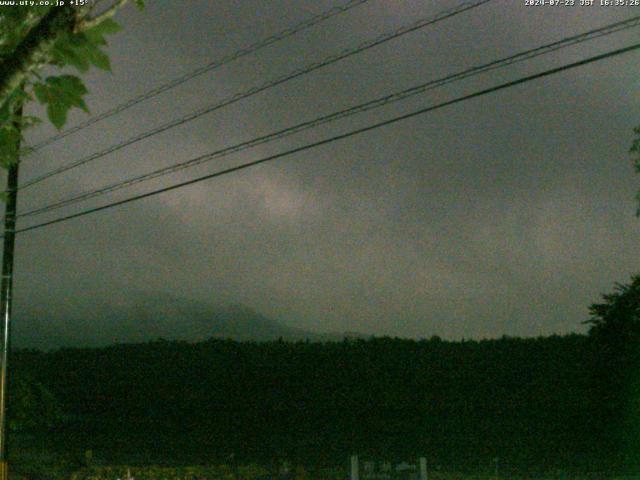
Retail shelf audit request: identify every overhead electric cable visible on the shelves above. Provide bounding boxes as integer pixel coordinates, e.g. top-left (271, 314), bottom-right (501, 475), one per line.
top-left (25, 0), bottom-right (370, 153)
top-left (10, 41), bottom-right (640, 237)
top-left (20, 0), bottom-right (492, 189)
top-left (18, 15), bottom-right (640, 218)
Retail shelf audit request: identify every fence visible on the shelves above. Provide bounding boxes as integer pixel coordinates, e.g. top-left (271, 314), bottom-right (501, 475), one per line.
top-left (350, 456), bottom-right (428, 480)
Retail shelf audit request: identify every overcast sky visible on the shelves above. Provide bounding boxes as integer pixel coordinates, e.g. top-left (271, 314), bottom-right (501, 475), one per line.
top-left (7, 0), bottom-right (640, 340)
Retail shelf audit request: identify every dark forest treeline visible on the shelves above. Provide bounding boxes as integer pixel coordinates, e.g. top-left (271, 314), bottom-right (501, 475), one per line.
top-left (7, 332), bottom-right (633, 473)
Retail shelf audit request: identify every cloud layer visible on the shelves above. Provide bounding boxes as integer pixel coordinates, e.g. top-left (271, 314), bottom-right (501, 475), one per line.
top-left (10, 0), bottom-right (640, 341)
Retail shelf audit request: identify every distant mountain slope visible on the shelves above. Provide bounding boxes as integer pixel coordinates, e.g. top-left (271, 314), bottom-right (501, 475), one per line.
top-left (12, 291), bottom-right (367, 350)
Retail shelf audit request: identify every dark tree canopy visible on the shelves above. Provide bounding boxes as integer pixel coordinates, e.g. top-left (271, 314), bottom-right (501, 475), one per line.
top-left (583, 274), bottom-right (640, 467)
top-left (9, 334), bottom-right (608, 473)
top-left (586, 274), bottom-right (640, 342)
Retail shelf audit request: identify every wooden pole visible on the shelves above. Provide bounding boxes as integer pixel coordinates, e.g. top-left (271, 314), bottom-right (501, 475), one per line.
top-left (419, 457), bottom-right (428, 480)
top-left (350, 455), bottom-right (359, 480)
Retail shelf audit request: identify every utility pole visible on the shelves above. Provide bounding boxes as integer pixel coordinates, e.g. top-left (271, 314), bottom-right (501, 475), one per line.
top-left (0, 105), bottom-right (22, 480)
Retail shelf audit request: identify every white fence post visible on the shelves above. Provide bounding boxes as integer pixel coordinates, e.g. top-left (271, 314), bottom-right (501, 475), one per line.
top-left (419, 457), bottom-right (427, 480)
top-left (351, 455), bottom-right (359, 480)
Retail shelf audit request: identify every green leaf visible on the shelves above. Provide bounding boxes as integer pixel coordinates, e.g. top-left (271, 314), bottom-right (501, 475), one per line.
top-left (83, 31), bottom-right (108, 46)
top-left (47, 101), bottom-right (67, 130)
top-left (48, 75), bottom-right (87, 96)
top-left (133, 0), bottom-right (145, 10)
top-left (61, 75), bottom-right (87, 93)
top-left (33, 76), bottom-right (90, 129)
top-left (32, 83), bottom-right (49, 104)
top-left (51, 42), bottom-right (90, 72)
top-left (53, 31), bottom-right (115, 72)
top-left (85, 44), bottom-right (111, 71)
top-left (48, 76), bottom-right (89, 112)
top-left (86, 18), bottom-right (122, 36)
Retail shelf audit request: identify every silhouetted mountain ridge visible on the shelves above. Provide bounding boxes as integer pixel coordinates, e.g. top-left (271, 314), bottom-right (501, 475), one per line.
top-left (12, 291), bottom-right (367, 349)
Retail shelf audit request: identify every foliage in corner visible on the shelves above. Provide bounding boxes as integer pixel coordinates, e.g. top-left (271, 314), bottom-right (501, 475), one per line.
top-left (0, 1), bottom-right (144, 168)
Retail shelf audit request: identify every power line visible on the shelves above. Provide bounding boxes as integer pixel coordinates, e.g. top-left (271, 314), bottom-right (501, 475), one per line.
top-left (24, 0), bottom-right (370, 154)
top-left (10, 41), bottom-right (640, 237)
top-left (19, 0), bottom-right (493, 189)
top-left (18, 15), bottom-right (640, 218)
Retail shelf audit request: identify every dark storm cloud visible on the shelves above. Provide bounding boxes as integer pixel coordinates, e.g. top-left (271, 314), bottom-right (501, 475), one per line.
top-left (8, 0), bottom-right (640, 341)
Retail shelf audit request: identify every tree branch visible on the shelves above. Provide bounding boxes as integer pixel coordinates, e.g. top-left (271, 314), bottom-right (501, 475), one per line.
top-left (0, 9), bottom-right (48, 52)
top-left (78, 0), bottom-right (129, 30)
